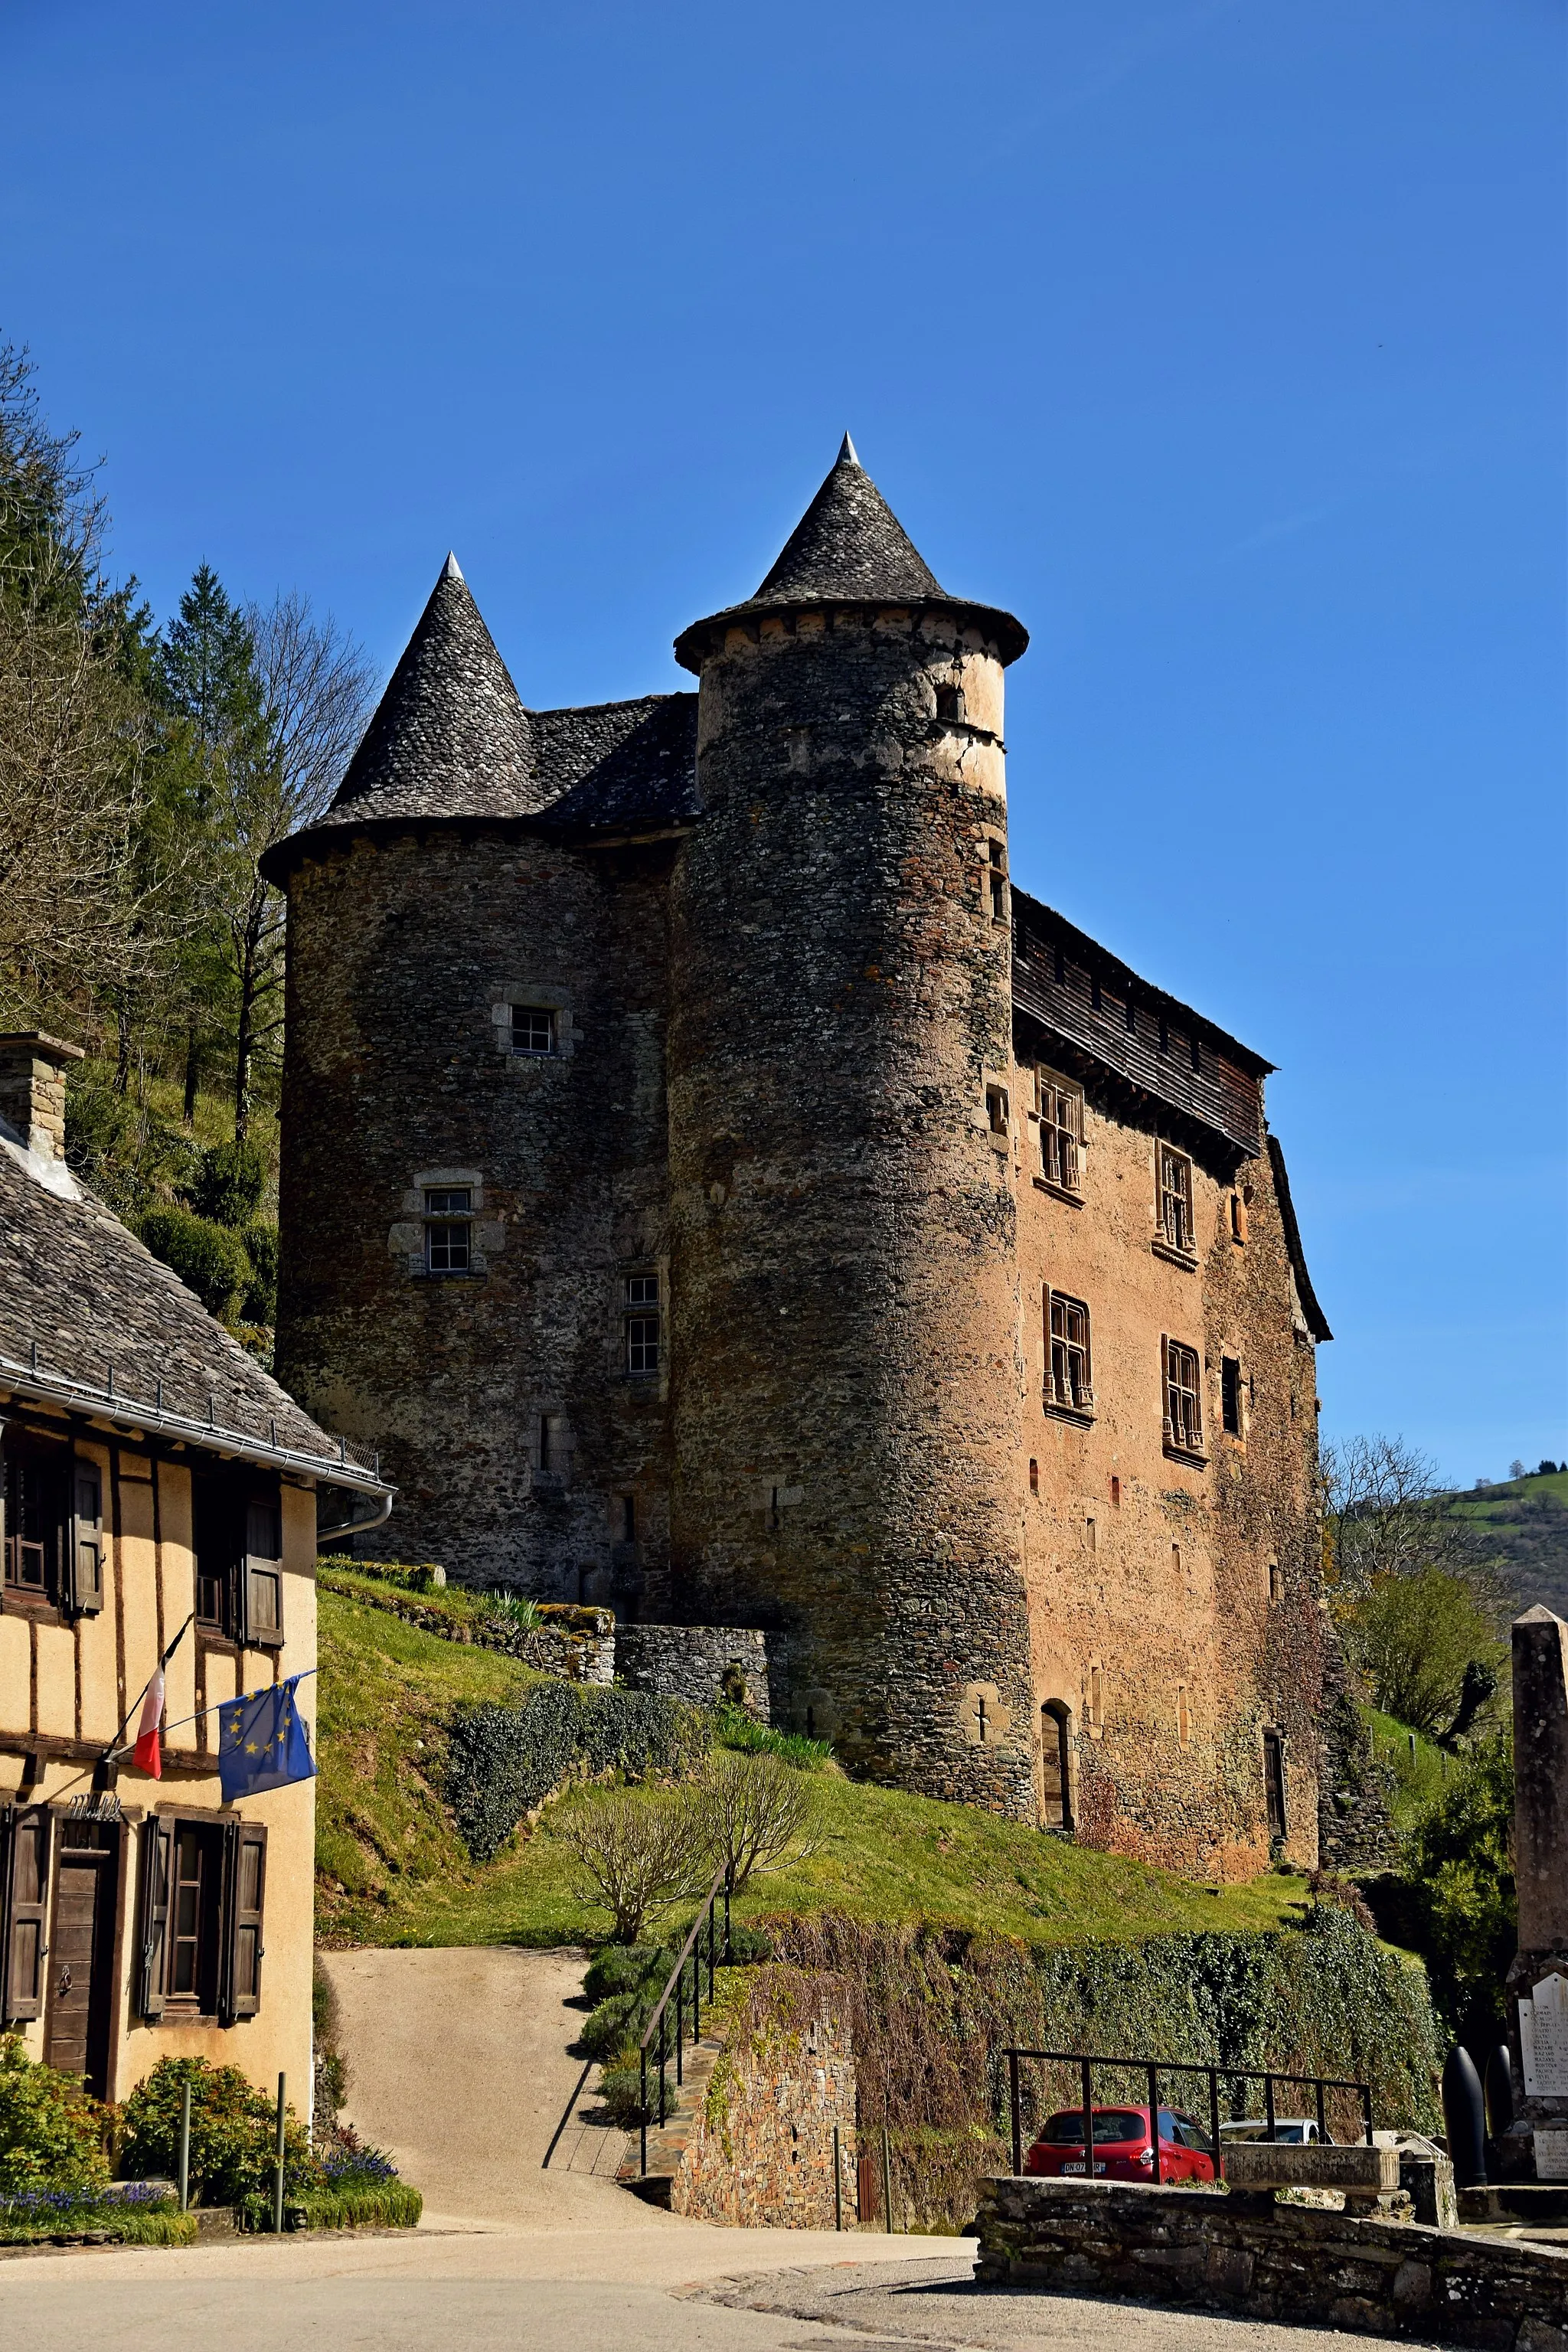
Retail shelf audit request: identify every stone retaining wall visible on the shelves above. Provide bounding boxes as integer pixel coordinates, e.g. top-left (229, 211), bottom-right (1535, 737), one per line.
top-left (616, 1625), bottom-right (770, 1722)
top-left (620, 1967), bottom-right (854, 2226)
top-left (975, 2175), bottom-right (1568, 2347)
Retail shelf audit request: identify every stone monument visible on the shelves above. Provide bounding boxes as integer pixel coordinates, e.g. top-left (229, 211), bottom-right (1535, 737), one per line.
top-left (1501, 1606), bottom-right (1568, 2180)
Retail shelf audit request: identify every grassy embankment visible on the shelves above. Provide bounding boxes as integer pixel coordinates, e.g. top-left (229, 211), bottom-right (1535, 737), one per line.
top-left (315, 1587), bottom-right (1306, 1950)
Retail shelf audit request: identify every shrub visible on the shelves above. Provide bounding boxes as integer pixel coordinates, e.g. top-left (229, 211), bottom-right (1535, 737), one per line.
top-left (186, 1138), bottom-right (268, 1228)
top-left (1343, 1566), bottom-right (1506, 1737)
top-left (139, 1205), bottom-right (253, 1321)
top-left (443, 1684), bottom-right (705, 1864)
top-left (240, 1219), bottom-right (279, 1323)
top-left (0, 2034), bottom-right (109, 2193)
top-left (688, 1749), bottom-right (821, 1896)
top-left (560, 1790), bottom-right (704, 1943)
top-left (1369, 1733), bottom-right (1516, 2044)
top-left (0, 2184), bottom-right (195, 2246)
top-left (119, 2057), bottom-right (308, 2207)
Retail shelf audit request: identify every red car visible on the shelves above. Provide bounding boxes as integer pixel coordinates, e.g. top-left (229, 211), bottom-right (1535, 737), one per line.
top-left (1024, 2105), bottom-right (1217, 2184)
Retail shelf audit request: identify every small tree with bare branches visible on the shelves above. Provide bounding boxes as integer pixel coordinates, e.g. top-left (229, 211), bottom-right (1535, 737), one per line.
top-left (689, 1749), bottom-right (821, 1897)
top-left (560, 1793), bottom-right (704, 1945)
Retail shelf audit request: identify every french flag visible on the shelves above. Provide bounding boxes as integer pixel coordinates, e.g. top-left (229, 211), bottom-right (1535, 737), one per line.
top-left (132, 1666), bottom-right (165, 1779)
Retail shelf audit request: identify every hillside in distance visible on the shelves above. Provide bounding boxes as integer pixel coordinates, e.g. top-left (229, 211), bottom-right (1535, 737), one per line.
top-left (1445, 1468), bottom-right (1568, 1620)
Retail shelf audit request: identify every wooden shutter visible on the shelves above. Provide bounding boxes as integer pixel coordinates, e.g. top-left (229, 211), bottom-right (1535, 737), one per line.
top-left (136, 1814), bottom-right (173, 2019)
top-left (1, 1804), bottom-right (52, 2021)
top-left (68, 1459), bottom-right (105, 1615)
top-left (240, 1494), bottom-right (283, 1649)
top-left (220, 1818), bottom-right (266, 2022)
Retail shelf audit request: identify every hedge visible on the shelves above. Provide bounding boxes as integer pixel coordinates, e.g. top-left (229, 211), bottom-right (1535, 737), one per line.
top-left (445, 1684), bottom-right (708, 1863)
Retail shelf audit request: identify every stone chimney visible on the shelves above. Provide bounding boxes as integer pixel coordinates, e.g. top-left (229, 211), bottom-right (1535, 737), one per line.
top-left (0, 1032), bottom-right (85, 1162)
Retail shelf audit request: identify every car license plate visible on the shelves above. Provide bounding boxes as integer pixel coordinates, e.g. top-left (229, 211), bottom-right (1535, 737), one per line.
top-left (1062, 2162), bottom-right (1106, 2174)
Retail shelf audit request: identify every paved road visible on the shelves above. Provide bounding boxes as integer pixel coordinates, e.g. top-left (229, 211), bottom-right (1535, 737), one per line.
top-left (0, 2233), bottom-right (1453, 2350)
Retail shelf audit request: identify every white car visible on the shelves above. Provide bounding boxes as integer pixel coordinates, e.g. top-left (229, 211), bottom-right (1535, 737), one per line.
top-left (1219, 2118), bottom-right (1331, 2145)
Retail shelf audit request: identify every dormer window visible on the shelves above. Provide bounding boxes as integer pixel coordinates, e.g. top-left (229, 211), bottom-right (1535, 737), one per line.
top-left (510, 1006), bottom-right (554, 1056)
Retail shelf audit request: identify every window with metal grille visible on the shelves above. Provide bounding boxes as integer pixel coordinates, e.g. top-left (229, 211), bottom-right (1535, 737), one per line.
top-left (1045, 1290), bottom-right (1093, 1414)
top-left (424, 1187), bottom-right (472, 1272)
top-left (1221, 1356), bottom-right (1243, 1436)
top-left (624, 1271), bottom-right (660, 1375)
top-left (1157, 1145), bottom-right (1194, 1254)
top-left (510, 1005), bottom-right (554, 1056)
top-left (1162, 1338), bottom-right (1203, 1456)
top-left (1037, 1070), bottom-right (1083, 1192)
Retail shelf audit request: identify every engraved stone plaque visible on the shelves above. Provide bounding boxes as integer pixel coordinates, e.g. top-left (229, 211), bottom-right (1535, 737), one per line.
top-left (1534, 2129), bottom-right (1568, 2182)
top-left (1521, 1974), bottom-right (1568, 2099)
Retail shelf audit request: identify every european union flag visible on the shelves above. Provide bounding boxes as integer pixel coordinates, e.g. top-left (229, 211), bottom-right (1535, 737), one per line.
top-left (219, 1676), bottom-right (317, 1802)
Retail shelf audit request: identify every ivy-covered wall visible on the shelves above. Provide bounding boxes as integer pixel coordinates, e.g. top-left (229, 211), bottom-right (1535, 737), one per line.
top-left (443, 1686), bottom-right (707, 1862)
top-left (768, 1905), bottom-right (1440, 2231)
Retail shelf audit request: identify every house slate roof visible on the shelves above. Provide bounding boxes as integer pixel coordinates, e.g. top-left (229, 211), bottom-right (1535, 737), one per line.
top-left (0, 1128), bottom-right (384, 1487)
top-left (672, 436), bottom-right (1028, 671)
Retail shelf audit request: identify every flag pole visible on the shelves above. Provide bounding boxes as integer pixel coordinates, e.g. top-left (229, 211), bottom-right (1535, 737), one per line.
top-left (104, 1612), bottom-right (195, 1758)
top-left (105, 1668), bottom-right (318, 1762)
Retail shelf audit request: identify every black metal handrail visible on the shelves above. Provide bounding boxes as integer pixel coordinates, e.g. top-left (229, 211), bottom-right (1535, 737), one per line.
top-left (637, 1864), bottom-right (733, 2176)
top-left (1000, 2047), bottom-right (1374, 2184)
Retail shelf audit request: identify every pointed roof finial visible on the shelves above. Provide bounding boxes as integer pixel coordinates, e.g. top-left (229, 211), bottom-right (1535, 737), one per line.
top-left (443, 550), bottom-right (465, 581)
top-left (838, 433), bottom-right (860, 468)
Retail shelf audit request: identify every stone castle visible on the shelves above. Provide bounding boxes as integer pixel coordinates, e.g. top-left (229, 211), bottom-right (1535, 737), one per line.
top-left (265, 439), bottom-right (1332, 1878)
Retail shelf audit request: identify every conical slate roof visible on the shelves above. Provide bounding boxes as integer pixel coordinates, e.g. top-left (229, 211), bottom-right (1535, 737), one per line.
top-left (673, 437), bottom-right (1027, 671)
top-left (326, 554), bottom-right (541, 825)
top-left (754, 435), bottom-right (944, 603)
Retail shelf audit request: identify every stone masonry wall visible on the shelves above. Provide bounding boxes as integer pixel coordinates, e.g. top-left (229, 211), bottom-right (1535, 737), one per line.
top-left (1014, 1069), bottom-right (1326, 1877)
top-left (621, 1967), bottom-right (854, 2228)
top-left (666, 606), bottom-right (1035, 1815)
top-left (616, 1625), bottom-right (770, 1721)
top-left (276, 825), bottom-right (675, 1618)
top-left (975, 2176), bottom-right (1568, 2347)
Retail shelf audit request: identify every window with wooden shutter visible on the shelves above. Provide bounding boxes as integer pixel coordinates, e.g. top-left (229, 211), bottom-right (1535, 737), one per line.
top-left (136, 1815), bottom-right (173, 2019)
top-left (2, 1437), bottom-right (67, 1602)
top-left (193, 1473), bottom-right (237, 1636)
top-left (221, 1820), bottom-right (267, 2022)
top-left (1, 1804), bottom-right (51, 2021)
top-left (240, 1492), bottom-right (283, 1648)
top-left (68, 1460), bottom-right (105, 1615)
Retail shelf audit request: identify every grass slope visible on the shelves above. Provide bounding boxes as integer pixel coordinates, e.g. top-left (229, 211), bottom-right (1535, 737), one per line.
top-left (316, 1590), bottom-right (1305, 1950)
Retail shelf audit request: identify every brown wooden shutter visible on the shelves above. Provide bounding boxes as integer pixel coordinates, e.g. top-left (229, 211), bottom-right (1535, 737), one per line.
top-left (240, 1493), bottom-right (283, 1649)
top-left (1, 1804), bottom-right (52, 2021)
top-left (69, 1459), bottom-right (105, 1615)
top-left (220, 1818), bottom-right (266, 2022)
top-left (136, 1815), bottom-right (173, 2019)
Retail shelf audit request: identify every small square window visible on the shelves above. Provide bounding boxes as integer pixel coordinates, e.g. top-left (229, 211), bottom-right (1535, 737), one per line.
top-left (935, 681), bottom-right (965, 723)
top-left (511, 1007), bottom-right (555, 1056)
top-left (986, 1084), bottom-right (1010, 1137)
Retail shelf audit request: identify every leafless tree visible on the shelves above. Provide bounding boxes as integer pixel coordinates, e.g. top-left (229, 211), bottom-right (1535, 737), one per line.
top-left (206, 593), bottom-right (374, 1135)
top-left (559, 1792), bottom-right (704, 1945)
top-left (689, 1749), bottom-right (821, 1896)
top-left (1321, 1433), bottom-right (1501, 1602)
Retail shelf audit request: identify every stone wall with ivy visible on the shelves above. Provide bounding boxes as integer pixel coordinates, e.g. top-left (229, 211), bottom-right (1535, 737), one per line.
top-left (766, 1905), bottom-right (1441, 2232)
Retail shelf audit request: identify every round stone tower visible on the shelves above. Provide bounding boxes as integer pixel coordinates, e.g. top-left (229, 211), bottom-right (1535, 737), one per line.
top-left (665, 439), bottom-right (1036, 1813)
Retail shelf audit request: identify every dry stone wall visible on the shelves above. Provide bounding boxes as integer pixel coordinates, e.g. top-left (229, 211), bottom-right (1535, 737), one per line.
top-left (976, 2176), bottom-right (1568, 2347)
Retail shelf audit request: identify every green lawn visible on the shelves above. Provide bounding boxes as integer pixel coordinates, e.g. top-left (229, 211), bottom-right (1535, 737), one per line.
top-left (1366, 1707), bottom-right (1455, 1833)
top-left (315, 1589), bottom-right (1308, 1951)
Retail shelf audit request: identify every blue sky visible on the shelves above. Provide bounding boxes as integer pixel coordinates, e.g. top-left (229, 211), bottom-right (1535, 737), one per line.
top-left (5, 0), bottom-right (1563, 1484)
